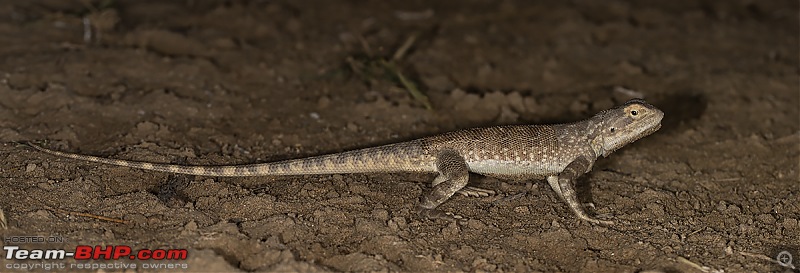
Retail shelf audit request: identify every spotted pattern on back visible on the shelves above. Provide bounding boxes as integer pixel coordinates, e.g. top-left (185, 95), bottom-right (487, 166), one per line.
top-left (26, 124), bottom-right (591, 178)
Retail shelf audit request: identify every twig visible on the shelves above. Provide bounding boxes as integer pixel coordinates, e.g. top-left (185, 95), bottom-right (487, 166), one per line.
top-left (44, 205), bottom-right (128, 224)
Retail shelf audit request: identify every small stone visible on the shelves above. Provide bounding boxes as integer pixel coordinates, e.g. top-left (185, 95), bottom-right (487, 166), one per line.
top-left (325, 191), bottom-right (339, 198)
top-left (716, 201), bottom-right (727, 212)
top-left (210, 38), bottom-right (237, 49)
top-left (184, 220), bottom-right (198, 231)
top-left (371, 209), bottom-right (389, 221)
top-left (513, 206), bottom-right (530, 214)
top-left (103, 229), bottom-right (115, 239)
top-left (569, 100), bottom-right (589, 114)
top-left (441, 221), bottom-right (461, 238)
top-left (466, 219), bottom-right (486, 230)
top-left (506, 92), bottom-right (526, 113)
top-left (756, 214), bottom-right (776, 225)
top-left (126, 214), bottom-right (148, 225)
top-left (317, 96), bottom-right (331, 108)
top-left (523, 97), bottom-right (539, 114)
top-left (472, 257), bottom-right (489, 268)
top-left (25, 163), bottom-right (37, 172)
top-left (388, 217), bottom-right (406, 231)
top-left (550, 219), bottom-right (562, 229)
top-left (420, 75), bottom-right (453, 91)
top-left (29, 210), bottom-right (52, 219)
top-left (783, 218), bottom-right (798, 230)
top-left (497, 105), bottom-right (520, 123)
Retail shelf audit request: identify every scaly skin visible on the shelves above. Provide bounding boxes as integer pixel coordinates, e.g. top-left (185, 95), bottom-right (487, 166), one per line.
top-left (27, 99), bottom-right (664, 224)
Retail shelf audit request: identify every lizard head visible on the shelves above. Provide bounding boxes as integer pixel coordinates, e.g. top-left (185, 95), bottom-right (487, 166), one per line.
top-left (590, 99), bottom-right (664, 157)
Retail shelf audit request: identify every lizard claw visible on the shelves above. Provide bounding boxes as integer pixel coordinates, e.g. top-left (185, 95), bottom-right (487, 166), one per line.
top-left (456, 186), bottom-right (496, 197)
top-left (588, 218), bottom-right (615, 226)
top-left (417, 207), bottom-right (466, 223)
top-left (582, 214), bottom-right (616, 225)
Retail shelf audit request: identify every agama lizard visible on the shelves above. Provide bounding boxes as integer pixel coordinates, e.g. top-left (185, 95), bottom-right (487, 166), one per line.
top-left (27, 99), bottom-right (664, 225)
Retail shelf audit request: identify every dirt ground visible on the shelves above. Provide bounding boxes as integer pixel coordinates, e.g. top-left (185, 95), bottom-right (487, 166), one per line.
top-left (0, 0), bottom-right (797, 272)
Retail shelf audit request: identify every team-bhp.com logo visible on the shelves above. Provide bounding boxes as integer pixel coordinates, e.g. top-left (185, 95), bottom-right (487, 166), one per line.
top-left (3, 244), bottom-right (188, 271)
top-left (5, 245), bottom-right (187, 260)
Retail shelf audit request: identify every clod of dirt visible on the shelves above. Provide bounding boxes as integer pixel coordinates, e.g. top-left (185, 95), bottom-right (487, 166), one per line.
top-left (124, 29), bottom-right (211, 57)
top-left (323, 252), bottom-right (400, 272)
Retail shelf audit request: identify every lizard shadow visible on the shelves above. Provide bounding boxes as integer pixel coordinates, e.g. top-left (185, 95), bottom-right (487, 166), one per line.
top-left (653, 91), bottom-right (708, 134)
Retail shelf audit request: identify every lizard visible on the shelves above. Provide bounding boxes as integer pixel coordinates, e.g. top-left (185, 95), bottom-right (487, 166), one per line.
top-left (26, 98), bottom-right (664, 225)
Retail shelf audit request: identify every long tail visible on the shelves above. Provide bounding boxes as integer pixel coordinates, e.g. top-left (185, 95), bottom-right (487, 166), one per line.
top-left (26, 142), bottom-right (434, 177)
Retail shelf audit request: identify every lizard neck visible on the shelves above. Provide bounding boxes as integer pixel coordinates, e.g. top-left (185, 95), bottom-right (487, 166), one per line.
top-left (582, 117), bottom-right (607, 158)
top-left (558, 120), bottom-right (603, 159)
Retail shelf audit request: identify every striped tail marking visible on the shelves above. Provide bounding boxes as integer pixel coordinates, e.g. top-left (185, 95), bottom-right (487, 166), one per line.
top-left (26, 142), bottom-right (435, 177)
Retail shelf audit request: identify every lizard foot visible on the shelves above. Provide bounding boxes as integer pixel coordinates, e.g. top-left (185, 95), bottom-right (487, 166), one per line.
top-left (579, 205), bottom-right (618, 225)
top-left (582, 215), bottom-right (615, 226)
top-left (417, 208), bottom-right (466, 223)
top-left (582, 203), bottom-right (616, 225)
top-left (456, 186), bottom-right (496, 197)
top-left (593, 213), bottom-right (631, 226)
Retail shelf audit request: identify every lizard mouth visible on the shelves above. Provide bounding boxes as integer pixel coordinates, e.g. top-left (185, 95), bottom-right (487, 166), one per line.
top-left (645, 123), bottom-right (662, 135)
top-left (636, 122), bottom-right (662, 142)
top-left (602, 121), bottom-right (662, 157)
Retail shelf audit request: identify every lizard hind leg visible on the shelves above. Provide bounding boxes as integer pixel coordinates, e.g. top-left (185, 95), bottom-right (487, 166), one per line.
top-left (418, 149), bottom-right (470, 222)
top-left (432, 174), bottom-right (494, 197)
top-left (547, 175), bottom-right (614, 225)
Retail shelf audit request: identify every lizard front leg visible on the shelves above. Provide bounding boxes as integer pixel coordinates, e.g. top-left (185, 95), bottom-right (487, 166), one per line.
top-left (418, 149), bottom-right (469, 221)
top-left (547, 156), bottom-right (614, 225)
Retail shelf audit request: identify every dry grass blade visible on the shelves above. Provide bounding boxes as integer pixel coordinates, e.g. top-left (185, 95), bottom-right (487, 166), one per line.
top-left (740, 251), bottom-right (796, 270)
top-left (676, 256), bottom-right (724, 273)
top-left (0, 208), bottom-right (7, 230)
top-left (393, 34), bottom-right (417, 61)
top-left (381, 60), bottom-right (432, 110)
top-left (348, 33), bottom-right (432, 110)
top-left (388, 34), bottom-right (432, 110)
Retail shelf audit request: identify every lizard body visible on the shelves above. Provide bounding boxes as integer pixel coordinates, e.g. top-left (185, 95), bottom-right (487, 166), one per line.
top-left (28, 99), bottom-right (664, 224)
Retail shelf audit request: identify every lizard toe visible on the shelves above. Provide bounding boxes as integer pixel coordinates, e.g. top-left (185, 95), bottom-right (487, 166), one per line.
top-left (584, 214), bottom-right (616, 225)
top-left (456, 186), bottom-right (496, 197)
top-left (417, 207), bottom-right (466, 223)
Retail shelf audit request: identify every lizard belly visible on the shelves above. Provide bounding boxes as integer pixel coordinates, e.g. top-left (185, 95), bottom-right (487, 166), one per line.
top-left (467, 159), bottom-right (562, 179)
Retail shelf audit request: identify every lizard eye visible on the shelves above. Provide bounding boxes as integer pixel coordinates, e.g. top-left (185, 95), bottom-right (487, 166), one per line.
top-left (610, 127), bottom-right (615, 132)
top-left (630, 110), bottom-right (638, 116)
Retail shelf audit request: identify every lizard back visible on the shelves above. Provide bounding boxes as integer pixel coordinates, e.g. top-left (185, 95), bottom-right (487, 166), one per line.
top-left (424, 125), bottom-right (577, 179)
